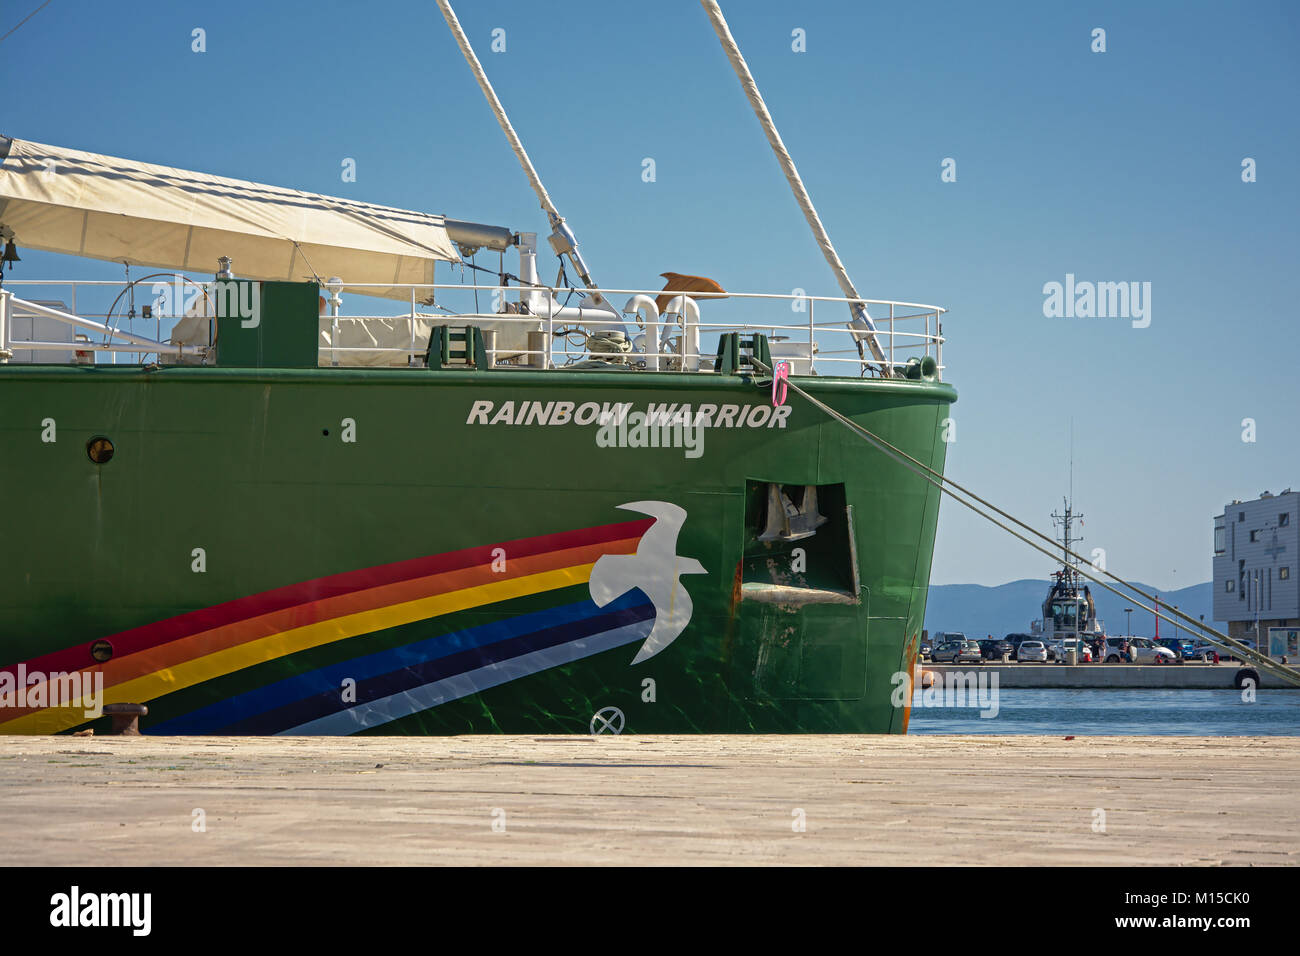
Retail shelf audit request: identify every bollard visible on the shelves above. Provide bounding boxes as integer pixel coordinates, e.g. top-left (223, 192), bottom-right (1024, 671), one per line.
top-left (103, 703), bottom-right (148, 736)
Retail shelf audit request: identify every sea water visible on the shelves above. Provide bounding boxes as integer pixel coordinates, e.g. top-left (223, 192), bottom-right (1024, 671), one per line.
top-left (908, 688), bottom-right (1300, 735)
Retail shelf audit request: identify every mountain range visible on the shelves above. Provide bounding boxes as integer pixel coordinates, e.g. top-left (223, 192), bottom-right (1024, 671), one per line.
top-left (924, 579), bottom-right (1222, 639)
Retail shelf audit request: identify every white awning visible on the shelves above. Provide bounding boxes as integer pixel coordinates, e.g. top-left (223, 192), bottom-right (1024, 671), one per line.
top-left (0, 136), bottom-right (463, 300)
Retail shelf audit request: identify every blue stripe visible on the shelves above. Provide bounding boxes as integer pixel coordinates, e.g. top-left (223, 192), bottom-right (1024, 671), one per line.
top-left (151, 593), bottom-right (649, 734)
top-left (240, 597), bottom-right (655, 734)
top-left (286, 618), bottom-right (654, 736)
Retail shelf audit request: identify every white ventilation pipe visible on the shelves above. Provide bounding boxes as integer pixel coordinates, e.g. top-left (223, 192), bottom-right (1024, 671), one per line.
top-left (514, 233), bottom-right (625, 334)
top-left (662, 295), bottom-right (701, 371)
top-left (623, 295), bottom-right (662, 371)
top-left (516, 233), bottom-right (545, 314)
top-left (0, 289), bottom-right (10, 362)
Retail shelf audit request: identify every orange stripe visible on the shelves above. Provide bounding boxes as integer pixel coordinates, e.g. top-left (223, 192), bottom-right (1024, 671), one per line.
top-left (2, 563), bottom-right (600, 734)
top-left (2, 536), bottom-right (640, 722)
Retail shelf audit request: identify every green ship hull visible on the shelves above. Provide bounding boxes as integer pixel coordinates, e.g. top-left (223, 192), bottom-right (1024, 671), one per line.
top-left (0, 353), bottom-right (954, 735)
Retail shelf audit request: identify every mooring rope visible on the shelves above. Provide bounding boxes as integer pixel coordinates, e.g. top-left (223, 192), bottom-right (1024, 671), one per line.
top-left (751, 357), bottom-right (1300, 688)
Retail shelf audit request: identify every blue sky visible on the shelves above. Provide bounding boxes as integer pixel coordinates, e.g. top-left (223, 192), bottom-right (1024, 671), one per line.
top-left (4, 0), bottom-right (1298, 588)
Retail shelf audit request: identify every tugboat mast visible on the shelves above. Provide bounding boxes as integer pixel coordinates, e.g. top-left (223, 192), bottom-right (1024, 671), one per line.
top-left (1048, 423), bottom-right (1087, 643)
top-left (1051, 498), bottom-right (1083, 580)
top-left (1051, 498), bottom-right (1085, 640)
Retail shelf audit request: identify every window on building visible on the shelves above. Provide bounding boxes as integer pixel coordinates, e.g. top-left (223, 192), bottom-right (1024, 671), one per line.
top-left (1249, 529), bottom-right (1259, 542)
top-left (1282, 567), bottom-right (1291, 581)
top-left (1214, 516), bottom-right (1226, 554)
top-left (1282, 513), bottom-right (1291, 527)
top-left (1239, 512), bottom-right (1246, 522)
top-left (1225, 580), bottom-right (1235, 592)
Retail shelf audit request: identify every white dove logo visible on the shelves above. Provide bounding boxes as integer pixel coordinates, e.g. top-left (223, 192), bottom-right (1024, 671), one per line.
top-left (589, 501), bottom-right (707, 665)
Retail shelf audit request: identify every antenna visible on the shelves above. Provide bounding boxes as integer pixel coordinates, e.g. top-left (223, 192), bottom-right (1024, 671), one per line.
top-left (1068, 416), bottom-right (1078, 513)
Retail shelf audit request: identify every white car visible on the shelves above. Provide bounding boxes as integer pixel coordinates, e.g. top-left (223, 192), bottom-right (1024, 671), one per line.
top-left (1102, 638), bottom-right (1177, 664)
top-left (1049, 639), bottom-right (1094, 662)
top-left (1017, 640), bottom-right (1048, 662)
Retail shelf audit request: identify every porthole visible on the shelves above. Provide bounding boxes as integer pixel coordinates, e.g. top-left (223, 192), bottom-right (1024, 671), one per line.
top-left (90, 640), bottom-right (114, 663)
top-left (87, 436), bottom-right (115, 464)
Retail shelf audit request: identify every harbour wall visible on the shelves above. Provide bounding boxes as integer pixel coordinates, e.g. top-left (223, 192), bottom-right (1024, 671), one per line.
top-left (922, 662), bottom-right (1295, 689)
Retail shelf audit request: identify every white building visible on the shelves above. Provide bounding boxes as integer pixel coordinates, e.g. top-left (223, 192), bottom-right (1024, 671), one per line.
top-left (1212, 489), bottom-right (1298, 642)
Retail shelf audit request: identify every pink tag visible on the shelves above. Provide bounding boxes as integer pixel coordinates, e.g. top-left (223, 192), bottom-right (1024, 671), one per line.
top-left (772, 360), bottom-right (789, 407)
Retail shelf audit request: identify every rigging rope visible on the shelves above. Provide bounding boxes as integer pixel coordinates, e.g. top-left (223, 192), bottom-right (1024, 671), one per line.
top-left (750, 357), bottom-right (1300, 688)
top-left (699, 0), bottom-right (890, 375)
top-left (435, 0), bottom-right (561, 223)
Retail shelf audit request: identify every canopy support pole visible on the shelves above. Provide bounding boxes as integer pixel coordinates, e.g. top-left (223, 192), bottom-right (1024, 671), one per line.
top-left (8, 296), bottom-right (188, 357)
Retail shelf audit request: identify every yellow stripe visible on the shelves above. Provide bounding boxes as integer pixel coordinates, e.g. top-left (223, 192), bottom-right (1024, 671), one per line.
top-left (3, 563), bottom-right (595, 735)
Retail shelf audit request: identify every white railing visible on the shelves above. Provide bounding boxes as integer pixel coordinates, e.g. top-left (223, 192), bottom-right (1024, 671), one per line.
top-left (0, 278), bottom-right (947, 379)
top-left (321, 281), bottom-right (946, 378)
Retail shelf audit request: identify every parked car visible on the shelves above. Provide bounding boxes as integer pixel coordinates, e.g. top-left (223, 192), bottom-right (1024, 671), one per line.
top-left (1223, 638), bottom-right (1257, 662)
top-left (1190, 641), bottom-right (1221, 663)
top-left (1102, 637), bottom-right (1177, 664)
top-left (1045, 639), bottom-right (1089, 661)
top-left (1004, 633), bottom-right (1035, 655)
top-left (933, 640), bottom-right (982, 664)
top-left (932, 631), bottom-right (967, 648)
top-left (1156, 637), bottom-right (1196, 661)
top-left (979, 639), bottom-right (1014, 660)
top-left (919, 639), bottom-right (933, 661)
top-left (1016, 640), bottom-right (1048, 663)
top-left (1050, 639), bottom-right (1094, 662)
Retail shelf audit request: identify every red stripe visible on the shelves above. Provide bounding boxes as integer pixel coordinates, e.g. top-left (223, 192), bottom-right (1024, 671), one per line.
top-left (2, 518), bottom-right (652, 677)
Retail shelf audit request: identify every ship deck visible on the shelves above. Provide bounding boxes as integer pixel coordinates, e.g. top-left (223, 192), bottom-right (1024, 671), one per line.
top-left (1, 734), bottom-right (1295, 866)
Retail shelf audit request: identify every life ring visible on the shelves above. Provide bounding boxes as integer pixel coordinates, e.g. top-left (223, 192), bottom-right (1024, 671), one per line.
top-left (1233, 668), bottom-right (1260, 689)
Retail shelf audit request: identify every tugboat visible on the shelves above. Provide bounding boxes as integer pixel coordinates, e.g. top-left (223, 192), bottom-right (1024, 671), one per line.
top-left (1030, 499), bottom-right (1106, 659)
top-left (0, 2), bottom-right (955, 735)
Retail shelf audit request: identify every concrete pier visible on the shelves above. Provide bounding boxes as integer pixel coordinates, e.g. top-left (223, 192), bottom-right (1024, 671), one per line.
top-left (1, 735), bottom-right (1296, 866)
top-left (924, 662), bottom-right (1293, 689)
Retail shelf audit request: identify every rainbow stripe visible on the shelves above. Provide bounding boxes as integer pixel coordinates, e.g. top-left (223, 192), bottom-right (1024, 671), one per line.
top-left (155, 593), bottom-right (654, 735)
top-left (0, 517), bottom-right (653, 734)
